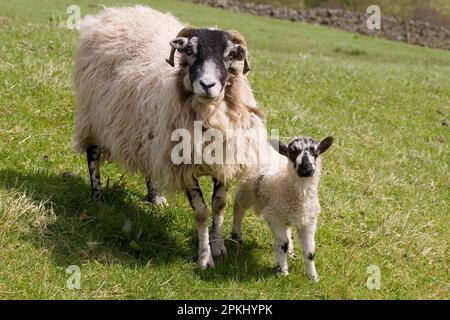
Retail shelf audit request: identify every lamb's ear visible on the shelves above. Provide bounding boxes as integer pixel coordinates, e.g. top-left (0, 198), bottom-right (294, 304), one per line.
top-left (318, 136), bottom-right (334, 154)
top-left (227, 30), bottom-right (250, 74)
top-left (166, 27), bottom-right (196, 67)
top-left (271, 139), bottom-right (288, 157)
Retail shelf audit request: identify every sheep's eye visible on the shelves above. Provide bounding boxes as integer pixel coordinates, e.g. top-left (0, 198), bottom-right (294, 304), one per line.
top-left (185, 46), bottom-right (193, 56)
top-left (227, 51), bottom-right (236, 60)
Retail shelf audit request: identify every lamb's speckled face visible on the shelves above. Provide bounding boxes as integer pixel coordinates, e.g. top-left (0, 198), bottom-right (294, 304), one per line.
top-left (287, 137), bottom-right (321, 177)
top-left (167, 29), bottom-right (249, 103)
top-left (273, 136), bottom-right (334, 178)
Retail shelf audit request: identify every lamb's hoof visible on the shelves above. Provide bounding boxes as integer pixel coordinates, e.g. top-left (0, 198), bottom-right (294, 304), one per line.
top-left (210, 240), bottom-right (227, 258)
top-left (274, 265), bottom-right (289, 276)
top-left (231, 232), bottom-right (243, 244)
top-left (149, 195), bottom-right (167, 206)
top-left (288, 249), bottom-right (295, 258)
top-left (308, 273), bottom-right (320, 282)
top-left (198, 251), bottom-right (215, 269)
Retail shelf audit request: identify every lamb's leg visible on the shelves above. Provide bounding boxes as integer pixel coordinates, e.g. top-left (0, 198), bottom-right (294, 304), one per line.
top-left (231, 187), bottom-right (250, 244)
top-left (86, 145), bottom-right (104, 202)
top-left (186, 181), bottom-right (214, 269)
top-left (298, 221), bottom-right (319, 282)
top-left (210, 178), bottom-right (227, 257)
top-left (287, 227), bottom-right (294, 257)
top-left (146, 180), bottom-right (167, 206)
top-left (267, 218), bottom-right (290, 275)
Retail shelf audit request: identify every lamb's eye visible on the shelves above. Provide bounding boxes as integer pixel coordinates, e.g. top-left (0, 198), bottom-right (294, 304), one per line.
top-left (185, 46), bottom-right (193, 56)
top-left (227, 51), bottom-right (236, 60)
top-left (287, 150), bottom-right (298, 162)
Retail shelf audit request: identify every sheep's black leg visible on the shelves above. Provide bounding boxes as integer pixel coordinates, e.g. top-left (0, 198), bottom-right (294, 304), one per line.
top-left (86, 145), bottom-right (104, 202)
top-left (186, 180), bottom-right (214, 269)
top-left (210, 178), bottom-right (228, 257)
top-left (146, 179), bottom-right (167, 206)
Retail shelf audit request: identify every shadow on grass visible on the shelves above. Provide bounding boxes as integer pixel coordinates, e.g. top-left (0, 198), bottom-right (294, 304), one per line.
top-left (0, 168), bottom-right (273, 281)
top-left (194, 238), bottom-right (276, 282)
top-left (0, 168), bottom-right (188, 268)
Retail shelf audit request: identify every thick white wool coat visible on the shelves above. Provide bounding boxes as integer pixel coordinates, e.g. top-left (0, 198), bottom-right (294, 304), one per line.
top-left (73, 6), bottom-right (266, 192)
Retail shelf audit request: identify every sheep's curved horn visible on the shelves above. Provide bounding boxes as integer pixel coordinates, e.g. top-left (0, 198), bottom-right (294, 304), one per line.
top-left (166, 48), bottom-right (176, 67)
top-left (166, 26), bottom-right (197, 67)
top-left (227, 30), bottom-right (250, 74)
top-left (176, 26), bottom-right (197, 38)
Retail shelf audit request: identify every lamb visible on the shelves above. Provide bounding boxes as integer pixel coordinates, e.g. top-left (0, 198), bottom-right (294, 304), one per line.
top-left (73, 6), bottom-right (267, 269)
top-left (231, 136), bottom-right (334, 281)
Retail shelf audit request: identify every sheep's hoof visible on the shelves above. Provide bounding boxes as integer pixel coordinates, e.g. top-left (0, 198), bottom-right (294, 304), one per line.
top-left (274, 265), bottom-right (289, 276)
top-left (148, 195), bottom-right (167, 206)
top-left (231, 232), bottom-right (243, 244)
top-left (210, 240), bottom-right (227, 258)
top-left (308, 273), bottom-right (320, 283)
top-left (198, 251), bottom-right (215, 269)
top-left (92, 192), bottom-right (105, 204)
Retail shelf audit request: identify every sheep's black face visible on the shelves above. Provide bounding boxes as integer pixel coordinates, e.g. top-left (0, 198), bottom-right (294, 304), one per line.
top-left (273, 136), bottom-right (334, 178)
top-left (167, 28), bottom-right (249, 103)
top-left (189, 30), bottom-right (235, 101)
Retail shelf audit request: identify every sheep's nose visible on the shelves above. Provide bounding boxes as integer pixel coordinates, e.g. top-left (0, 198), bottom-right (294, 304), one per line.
top-left (200, 80), bottom-right (216, 91)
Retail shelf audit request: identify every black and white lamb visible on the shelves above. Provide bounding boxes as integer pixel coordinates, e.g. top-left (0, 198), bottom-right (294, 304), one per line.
top-left (231, 136), bottom-right (333, 281)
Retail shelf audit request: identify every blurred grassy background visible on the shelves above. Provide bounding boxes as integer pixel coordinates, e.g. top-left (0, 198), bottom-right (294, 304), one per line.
top-left (234, 0), bottom-right (450, 26)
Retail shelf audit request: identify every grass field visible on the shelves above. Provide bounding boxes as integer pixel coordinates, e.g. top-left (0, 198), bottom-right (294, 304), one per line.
top-left (0, 0), bottom-right (449, 299)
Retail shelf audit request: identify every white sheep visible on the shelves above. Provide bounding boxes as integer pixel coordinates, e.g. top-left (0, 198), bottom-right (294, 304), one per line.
top-left (73, 6), bottom-right (267, 269)
top-left (231, 136), bottom-right (333, 281)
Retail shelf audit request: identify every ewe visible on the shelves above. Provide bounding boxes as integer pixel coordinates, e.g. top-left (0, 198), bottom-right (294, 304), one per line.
top-left (73, 6), bottom-right (266, 269)
top-left (232, 136), bottom-right (333, 281)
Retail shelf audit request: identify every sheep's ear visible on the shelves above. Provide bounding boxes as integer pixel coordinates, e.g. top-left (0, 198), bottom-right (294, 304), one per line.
top-left (170, 37), bottom-right (188, 50)
top-left (234, 44), bottom-right (250, 73)
top-left (166, 27), bottom-right (196, 67)
top-left (318, 136), bottom-right (334, 154)
top-left (166, 37), bottom-right (188, 67)
top-left (271, 139), bottom-right (288, 157)
top-left (227, 30), bottom-right (250, 74)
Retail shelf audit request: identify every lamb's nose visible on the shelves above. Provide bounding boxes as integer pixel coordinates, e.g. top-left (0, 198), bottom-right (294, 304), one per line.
top-left (200, 80), bottom-right (216, 91)
top-left (298, 167), bottom-right (314, 177)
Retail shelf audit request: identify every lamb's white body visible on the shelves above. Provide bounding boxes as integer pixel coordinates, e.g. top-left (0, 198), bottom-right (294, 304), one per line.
top-left (232, 148), bottom-right (322, 281)
top-left (73, 6), bottom-right (267, 268)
